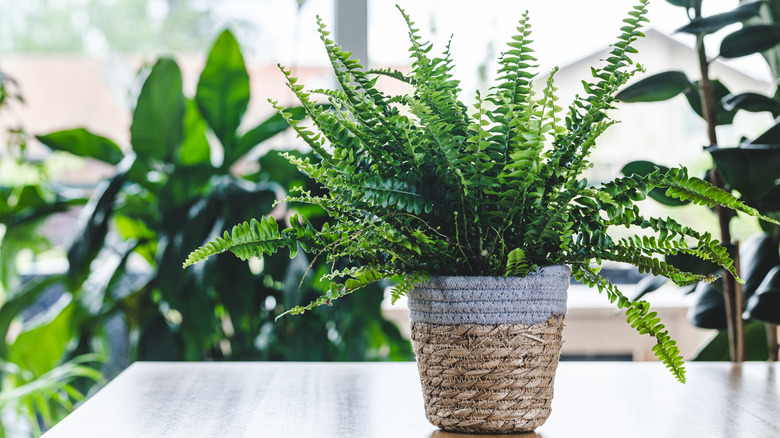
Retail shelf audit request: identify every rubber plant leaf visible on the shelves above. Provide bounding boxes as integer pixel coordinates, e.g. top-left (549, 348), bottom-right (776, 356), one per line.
top-left (707, 145), bottom-right (780, 199)
top-left (691, 321), bottom-right (769, 360)
top-left (722, 92), bottom-right (780, 116)
top-left (621, 160), bottom-right (690, 206)
top-left (687, 277), bottom-right (728, 330)
top-left (743, 265), bottom-right (780, 324)
top-left (683, 80), bottom-right (736, 125)
top-left (719, 24), bottom-right (780, 58)
top-left (676, 1), bottom-right (764, 35)
top-left (616, 71), bottom-right (693, 103)
top-left (665, 0), bottom-right (692, 8)
top-left (738, 233), bottom-right (780, 300)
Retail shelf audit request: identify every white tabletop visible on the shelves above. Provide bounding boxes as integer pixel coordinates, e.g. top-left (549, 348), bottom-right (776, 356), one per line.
top-left (44, 361), bottom-right (780, 438)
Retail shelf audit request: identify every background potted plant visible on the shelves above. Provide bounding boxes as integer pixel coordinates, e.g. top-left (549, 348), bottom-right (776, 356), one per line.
top-left (184, 0), bottom-right (776, 433)
top-left (617, 0), bottom-right (780, 363)
top-left (1, 28), bottom-right (413, 436)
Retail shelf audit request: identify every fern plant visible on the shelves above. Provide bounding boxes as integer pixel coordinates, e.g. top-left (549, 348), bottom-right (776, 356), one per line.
top-left (184, 0), bottom-right (776, 383)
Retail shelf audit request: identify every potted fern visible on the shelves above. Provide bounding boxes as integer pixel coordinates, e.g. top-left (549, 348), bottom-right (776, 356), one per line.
top-left (184, 0), bottom-right (775, 432)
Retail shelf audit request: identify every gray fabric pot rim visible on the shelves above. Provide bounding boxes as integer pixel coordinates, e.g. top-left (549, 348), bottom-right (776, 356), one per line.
top-left (408, 265), bottom-right (570, 325)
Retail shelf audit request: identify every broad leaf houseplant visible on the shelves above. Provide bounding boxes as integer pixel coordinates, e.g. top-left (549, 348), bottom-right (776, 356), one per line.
top-left (184, 1), bottom-right (775, 432)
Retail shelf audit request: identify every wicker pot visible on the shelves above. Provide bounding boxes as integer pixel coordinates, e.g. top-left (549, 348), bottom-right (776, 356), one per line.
top-left (407, 265), bottom-right (570, 433)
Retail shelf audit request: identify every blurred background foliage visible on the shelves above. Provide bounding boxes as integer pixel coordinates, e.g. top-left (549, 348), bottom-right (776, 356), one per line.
top-left (619, 0), bottom-right (780, 361)
top-left (0, 27), bottom-right (410, 437)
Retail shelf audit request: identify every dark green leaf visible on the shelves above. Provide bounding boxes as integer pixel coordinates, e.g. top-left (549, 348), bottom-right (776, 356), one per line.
top-left (629, 274), bottom-right (667, 301)
top-left (229, 107), bottom-right (308, 166)
top-left (67, 156), bottom-right (133, 290)
top-left (691, 320), bottom-right (769, 360)
top-left (621, 160), bottom-right (690, 206)
top-left (137, 315), bottom-right (182, 361)
top-left (7, 296), bottom-right (76, 378)
top-left (749, 119), bottom-right (780, 144)
top-left (2, 198), bottom-right (86, 229)
top-left (616, 71), bottom-right (693, 103)
top-left (665, 0), bottom-right (692, 8)
top-left (707, 145), bottom-right (780, 199)
top-left (131, 58), bottom-right (185, 162)
top-left (720, 24), bottom-right (780, 58)
top-left (683, 80), bottom-right (737, 125)
top-left (739, 233), bottom-right (780, 299)
top-left (722, 92), bottom-right (780, 116)
top-left (36, 128), bottom-right (123, 165)
top-left (666, 248), bottom-right (728, 276)
top-left (744, 264), bottom-right (780, 323)
top-left (687, 277), bottom-right (728, 329)
top-left (0, 275), bottom-right (65, 356)
top-left (196, 29), bottom-right (250, 151)
top-left (676, 1), bottom-right (764, 35)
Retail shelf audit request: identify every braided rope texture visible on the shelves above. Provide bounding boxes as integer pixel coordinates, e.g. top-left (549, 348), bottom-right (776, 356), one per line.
top-left (408, 265), bottom-right (571, 325)
top-left (411, 316), bottom-right (565, 433)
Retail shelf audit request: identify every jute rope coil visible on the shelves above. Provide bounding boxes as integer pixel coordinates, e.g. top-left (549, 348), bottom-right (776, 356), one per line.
top-left (411, 315), bottom-right (565, 433)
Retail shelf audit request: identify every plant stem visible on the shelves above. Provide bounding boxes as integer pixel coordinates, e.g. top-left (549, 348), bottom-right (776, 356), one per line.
top-left (769, 324), bottom-right (779, 362)
top-left (695, 18), bottom-right (744, 362)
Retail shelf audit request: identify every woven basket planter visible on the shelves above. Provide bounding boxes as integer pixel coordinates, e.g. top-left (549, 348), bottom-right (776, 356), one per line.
top-left (407, 265), bottom-right (571, 433)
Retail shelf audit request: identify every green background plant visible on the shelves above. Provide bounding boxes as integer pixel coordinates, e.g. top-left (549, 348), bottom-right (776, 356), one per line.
top-left (1, 29), bottom-right (411, 436)
top-left (617, 0), bottom-right (780, 361)
top-left (0, 70), bottom-right (104, 438)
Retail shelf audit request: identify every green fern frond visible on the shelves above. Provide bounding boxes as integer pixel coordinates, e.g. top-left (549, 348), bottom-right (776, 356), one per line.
top-left (390, 272), bottom-right (429, 304)
top-left (183, 216), bottom-right (289, 268)
top-left (573, 265), bottom-right (686, 383)
top-left (661, 168), bottom-right (779, 224)
top-left (548, 0), bottom-right (648, 184)
top-left (584, 245), bottom-right (711, 286)
top-left (269, 98), bottom-right (335, 166)
top-left (505, 248), bottom-right (536, 277)
top-left (367, 67), bottom-right (416, 85)
top-left (277, 266), bottom-right (392, 319)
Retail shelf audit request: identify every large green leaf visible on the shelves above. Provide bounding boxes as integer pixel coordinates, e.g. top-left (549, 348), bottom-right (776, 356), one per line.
top-left (6, 295), bottom-right (76, 378)
top-left (749, 119), bottom-right (780, 144)
top-left (744, 264), bottom-right (780, 323)
top-left (621, 160), bottom-right (690, 206)
top-left (616, 71), bottom-right (693, 103)
top-left (722, 92), bottom-right (780, 116)
top-left (628, 274), bottom-right (667, 301)
top-left (752, 186), bottom-right (780, 214)
top-left (691, 320), bottom-right (769, 360)
top-left (666, 0), bottom-right (692, 8)
top-left (688, 277), bottom-right (728, 329)
top-left (67, 156), bottom-right (133, 290)
top-left (683, 80), bottom-right (736, 125)
top-left (676, 1), bottom-right (764, 35)
top-left (178, 99), bottom-right (211, 166)
top-left (739, 233), bottom-right (780, 298)
top-left (666, 251), bottom-right (725, 276)
top-left (0, 275), bottom-right (65, 355)
top-left (130, 58), bottom-right (185, 162)
top-left (707, 145), bottom-right (780, 199)
top-left (229, 107), bottom-right (307, 166)
top-left (196, 29), bottom-right (250, 152)
top-left (36, 128), bottom-right (123, 165)
top-left (720, 24), bottom-right (780, 58)
top-left (2, 198), bottom-right (86, 229)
